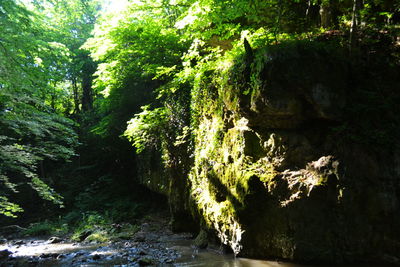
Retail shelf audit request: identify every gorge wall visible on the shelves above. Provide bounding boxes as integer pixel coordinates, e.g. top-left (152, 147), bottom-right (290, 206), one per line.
top-left (137, 40), bottom-right (400, 264)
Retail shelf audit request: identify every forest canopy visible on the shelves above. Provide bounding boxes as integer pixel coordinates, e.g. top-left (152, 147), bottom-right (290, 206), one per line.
top-left (0, 0), bottom-right (98, 217)
top-left (1, 0), bottom-right (399, 218)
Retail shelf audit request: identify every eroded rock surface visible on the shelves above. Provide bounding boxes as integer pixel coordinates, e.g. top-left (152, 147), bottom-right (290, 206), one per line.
top-left (138, 41), bottom-right (400, 264)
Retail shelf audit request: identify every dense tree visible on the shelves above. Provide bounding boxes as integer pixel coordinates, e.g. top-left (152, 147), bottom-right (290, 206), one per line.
top-left (78, 0), bottom-right (400, 167)
top-left (0, 0), bottom-right (80, 217)
top-left (84, 3), bottom-right (188, 138)
top-left (1, 0), bottom-right (399, 224)
top-left (36, 0), bottom-right (99, 114)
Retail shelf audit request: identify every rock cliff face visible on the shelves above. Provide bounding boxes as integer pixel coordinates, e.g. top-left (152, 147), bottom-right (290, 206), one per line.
top-left (139, 41), bottom-right (400, 263)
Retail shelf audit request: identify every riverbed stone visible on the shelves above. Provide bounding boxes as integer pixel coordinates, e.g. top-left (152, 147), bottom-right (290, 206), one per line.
top-left (92, 254), bottom-right (101, 260)
top-left (134, 232), bottom-right (146, 242)
top-left (138, 249), bottom-right (147, 255)
top-left (12, 240), bottom-right (24, 245)
top-left (47, 236), bottom-right (62, 244)
top-left (0, 249), bottom-right (12, 259)
top-left (56, 254), bottom-right (66, 259)
top-left (40, 253), bottom-right (59, 258)
top-left (194, 230), bottom-right (208, 249)
top-left (164, 258), bottom-right (174, 263)
top-left (138, 256), bottom-right (155, 266)
top-left (77, 229), bottom-right (92, 241)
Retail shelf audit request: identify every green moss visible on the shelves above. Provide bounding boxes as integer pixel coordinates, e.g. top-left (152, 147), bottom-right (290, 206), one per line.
top-left (188, 89), bottom-right (285, 254)
top-left (84, 231), bottom-right (108, 243)
top-left (316, 175), bottom-right (329, 186)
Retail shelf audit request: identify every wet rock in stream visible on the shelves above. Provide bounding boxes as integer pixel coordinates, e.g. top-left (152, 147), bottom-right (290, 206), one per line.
top-left (39, 252), bottom-right (59, 258)
top-left (47, 236), bottom-right (62, 244)
top-left (0, 249), bottom-right (12, 259)
top-left (91, 253), bottom-right (101, 260)
top-left (28, 256), bottom-right (39, 264)
top-left (12, 240), bottom-right (24, 246)
top-left (138, 256), bottom-right (155, 265)
top-left (56, 254), bottom-right (66, 259)
top-left (76, 229), bottom-right (92, 241)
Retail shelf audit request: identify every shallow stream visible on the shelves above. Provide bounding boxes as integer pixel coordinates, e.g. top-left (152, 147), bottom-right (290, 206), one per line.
top-left (0, 236), bottom-right (306, 267)
top-left (0, 215), bottom-right (349, 267)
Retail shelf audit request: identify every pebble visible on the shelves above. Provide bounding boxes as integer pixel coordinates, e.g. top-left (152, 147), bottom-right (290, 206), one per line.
top-left (92, 254), bottom-right (101, 260)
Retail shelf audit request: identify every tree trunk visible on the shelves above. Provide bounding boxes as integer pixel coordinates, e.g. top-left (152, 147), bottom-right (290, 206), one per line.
top-left (306, 0), bottom-right (312, 18)
top-left (72, 77), bottom-right (80, 114)
top-left (81, 58), bottom-right (96, 112)
top-left (349, 0), bottom-right (363, 52)
top-left (81, 71), bottom-right (93, 112)
top-left (320, 1), bottom-right (333, 28)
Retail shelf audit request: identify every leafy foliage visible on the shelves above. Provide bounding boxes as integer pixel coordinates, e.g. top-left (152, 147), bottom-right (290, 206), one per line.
top-left (124, 106), bottom-right (168, 153)
top-left (0, 196), bottom-right (23, 218)
top-left (0, 0), bottom-right (79, 218)
top-left (0, 91), bottom-right (78, 217)
top-left (1, 0), bottom-right (399, 226)
top-left (84, 8), bottom-right (187, 137)
top-left (82, 0), bottom-right (400, 166)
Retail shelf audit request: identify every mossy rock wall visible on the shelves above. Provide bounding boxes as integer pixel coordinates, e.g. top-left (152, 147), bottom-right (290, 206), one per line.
top-left (137, 144), bottom-right (197, 232)
top-left (187, 41), bottom-right (400, 263)
top-left (138, 40), bottom-right (400, 263)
